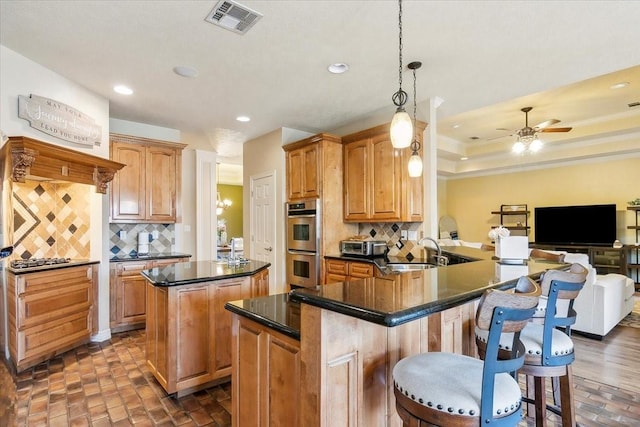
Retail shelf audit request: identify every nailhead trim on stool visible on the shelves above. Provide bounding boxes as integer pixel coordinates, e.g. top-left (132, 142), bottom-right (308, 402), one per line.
top-left (393, 352), bottom-right (522, 418)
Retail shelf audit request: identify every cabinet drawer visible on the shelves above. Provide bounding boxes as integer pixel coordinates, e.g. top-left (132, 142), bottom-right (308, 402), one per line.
top-left (326, 260), bottom-right (348, 275)
top-left (16, 265), bottom-right (93, 295)
top-left (349, 263), bottom-right (374, 278)
top-left (16, 310), bottom-right (90, 363)
top-left (18, 282), bottom-right (91, 329)
top-left (117, 261), bottom-right (151, 275)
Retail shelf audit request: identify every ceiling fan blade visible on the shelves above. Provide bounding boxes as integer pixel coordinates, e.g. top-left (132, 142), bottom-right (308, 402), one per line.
top-left (539, 127), bottom-right (572, 133)
top-left (534, 118), bottom-right (561, 129)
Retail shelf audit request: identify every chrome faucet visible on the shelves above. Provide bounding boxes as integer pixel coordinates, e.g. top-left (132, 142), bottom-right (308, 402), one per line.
top-left (418, 237), bottom-right (447, 266)
top-left (230, 238), bottom-right (236, 262)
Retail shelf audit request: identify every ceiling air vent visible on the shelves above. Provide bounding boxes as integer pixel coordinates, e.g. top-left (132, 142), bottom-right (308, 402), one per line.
top-left (205, 0), bottom-right (262, 35)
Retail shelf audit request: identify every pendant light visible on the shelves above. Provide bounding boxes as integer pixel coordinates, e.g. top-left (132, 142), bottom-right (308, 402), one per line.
top-left (390, 0), bottom-right (412, 149)
top-left (407, 61), bottom-right (423, 177)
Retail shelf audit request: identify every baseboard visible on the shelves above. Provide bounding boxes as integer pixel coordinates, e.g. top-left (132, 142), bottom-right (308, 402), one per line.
top-left (91, 329), bottom-right (112, 343)
top-left (572, 329), bottom-right (604, 340)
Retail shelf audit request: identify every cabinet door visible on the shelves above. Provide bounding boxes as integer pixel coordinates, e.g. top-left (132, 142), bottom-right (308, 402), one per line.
top-left (119, 275), bottom-right (147, 324)
top-left (343, 139), bottom-right (370, 221)
top-left (403, 143), bottom-right (423, 222)
top-left (302, 144), bottom-right (320, 198)
top-left (147, 145), bottom-right (176, 222)
top-left (287, 148), bottom-right (304, 200)
top-left (370, 134), bottom-right (402, 221)
top-left (251, 269), bottom-right (270, 297)
top-left (111, 142), bottom-right (146, 221)
top-left (212, 278), bottom-right (252, 377)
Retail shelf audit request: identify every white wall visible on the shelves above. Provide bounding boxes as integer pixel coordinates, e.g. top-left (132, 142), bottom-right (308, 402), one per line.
top-left (0, 45), bottom-right (112, 340)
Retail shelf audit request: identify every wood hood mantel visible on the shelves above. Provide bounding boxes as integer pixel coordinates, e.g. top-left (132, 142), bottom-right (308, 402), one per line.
top-left (1, 136), bottom-right (125, 193)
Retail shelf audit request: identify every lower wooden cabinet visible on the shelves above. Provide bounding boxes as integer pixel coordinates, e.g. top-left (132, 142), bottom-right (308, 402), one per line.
top-left (110, 257), bottom-right (189, 332)
top-left (6, 264), bottom-right (99, 372)
top-left (231, 315), bottom-right (301, 427)
top-left (325, 259), bottom-right (375, 283)
top-left (145, 270), bottom-right (269, 395)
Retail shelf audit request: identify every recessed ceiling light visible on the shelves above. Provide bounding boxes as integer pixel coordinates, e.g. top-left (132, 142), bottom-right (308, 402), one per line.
top-left (610, 82), bottom-right (629, 89)
top-left (236, 116), bottom-right (250, 122)
top-left (452, 124), bottom-right (460, 129)
top-left (328, 63), bottom-right (349, 74)
top-left (173, 66), bottom-right (198, 78)
top-left (460, 156), bottom-right (468, 161)
top-left (113, 85), bottom-right (133, 95)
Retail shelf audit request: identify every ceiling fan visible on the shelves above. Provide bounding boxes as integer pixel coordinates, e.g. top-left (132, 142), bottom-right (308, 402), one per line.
top-left (496, 107), bottom-right (572, 153)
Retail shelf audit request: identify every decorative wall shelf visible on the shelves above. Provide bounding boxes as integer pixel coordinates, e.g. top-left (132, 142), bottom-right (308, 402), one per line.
top-left (2, 136), bottom-right (125, 193)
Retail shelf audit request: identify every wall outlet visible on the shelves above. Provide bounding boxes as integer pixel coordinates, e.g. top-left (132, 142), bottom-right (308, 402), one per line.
top-left (152, 230), bottom-right (159, 239)
top-left (408, 230), bottom-right (418, 241)
top-left (119, 230), bottom-right (127, 239)
top-left (400, 230), bottom-right (408, 240)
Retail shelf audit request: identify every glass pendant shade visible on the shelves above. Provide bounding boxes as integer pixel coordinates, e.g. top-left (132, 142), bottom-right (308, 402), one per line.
top-left (390, 108), bottom-right (413, 148)
top-left (529, 138), bottom-right (543, 152)
top-left (512, 140), bottom-right (526, 154)
top-left (408, 151), bottom-right (423, 177)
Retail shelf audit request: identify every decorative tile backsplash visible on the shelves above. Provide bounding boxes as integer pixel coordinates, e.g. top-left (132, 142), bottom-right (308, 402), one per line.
top-left (10, 182), bottom-right (91, 259)
top-left (109, 223), bottom-right (175, 257)
top-left (357, 222), bottom-right (426, 260)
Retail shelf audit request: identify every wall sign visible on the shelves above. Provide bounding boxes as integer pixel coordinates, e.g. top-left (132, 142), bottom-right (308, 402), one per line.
top-left (18, 94), bottom-right (102, 146)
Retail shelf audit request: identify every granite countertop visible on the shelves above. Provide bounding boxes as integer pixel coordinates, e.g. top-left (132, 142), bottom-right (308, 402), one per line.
top-left (7, 259), bottom-right (100, 275)
top-left (225, 254), bottom-right (567, 338)
top-left (226, 293), bottom-right (300, 340)
top-left (109, 252), bottom-right (192, 262)
top-left (141, 259), bottom-right (270, 287)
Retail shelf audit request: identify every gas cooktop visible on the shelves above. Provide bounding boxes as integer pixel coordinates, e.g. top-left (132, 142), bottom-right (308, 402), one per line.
top-left (10, 257), bottom-right (71, 269)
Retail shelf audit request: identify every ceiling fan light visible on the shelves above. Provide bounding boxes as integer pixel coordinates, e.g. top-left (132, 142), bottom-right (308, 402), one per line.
top-left (512, 141), bottom-right (526, 154)
top-left (408, 152), bottom-right (423, 177)
top-left (390, 108), bottom-right (413, 148)
top-left (529, 138), bottom-right (543, 152)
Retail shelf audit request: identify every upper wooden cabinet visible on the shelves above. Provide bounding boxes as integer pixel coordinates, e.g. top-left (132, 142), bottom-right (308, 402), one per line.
top-left (110, 134), bottom-right (187, 223)
top-left (283, 133), bottom-right (341, 201)
top-left (342, 122), bottom-right (426, 222)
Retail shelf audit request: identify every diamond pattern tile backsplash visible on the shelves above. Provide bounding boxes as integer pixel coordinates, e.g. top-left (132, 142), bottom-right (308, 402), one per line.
top-left (109, 223), bottom-right (175, 257)
top-left (11, 182), bottom-right (91, 260)
top-left (358, 222), bottom-right (427, 260)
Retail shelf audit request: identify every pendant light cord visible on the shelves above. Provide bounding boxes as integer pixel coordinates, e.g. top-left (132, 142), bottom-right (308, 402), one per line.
top-left (392, 0), bottom-right (407, 108)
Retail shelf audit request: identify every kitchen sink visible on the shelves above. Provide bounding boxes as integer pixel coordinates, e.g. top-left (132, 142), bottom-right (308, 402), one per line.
top-left (386, 263), bottom-right (436, 272)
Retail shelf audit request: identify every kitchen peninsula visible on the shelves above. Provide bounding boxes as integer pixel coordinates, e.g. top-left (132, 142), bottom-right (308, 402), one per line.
top-left (225, 250), bottom-right (566, 426)
top-left (141, 259), bottom-right (270, 396)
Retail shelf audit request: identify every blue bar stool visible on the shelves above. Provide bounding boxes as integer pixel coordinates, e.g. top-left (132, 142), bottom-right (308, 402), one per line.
top-left (476, 263), bottom-right (588, 426)
top-left (393, 276), bottom-right (541, 427)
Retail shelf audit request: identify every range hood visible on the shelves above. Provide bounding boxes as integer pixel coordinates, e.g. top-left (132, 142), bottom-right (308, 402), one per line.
top-left (1, 136), bottom-right (125, 193)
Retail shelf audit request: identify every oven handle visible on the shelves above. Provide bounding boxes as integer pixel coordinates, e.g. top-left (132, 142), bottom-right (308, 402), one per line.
top-left (287, 249), bottom-right (317, 256)
top-left (287, 213), bottom-right (317, 219)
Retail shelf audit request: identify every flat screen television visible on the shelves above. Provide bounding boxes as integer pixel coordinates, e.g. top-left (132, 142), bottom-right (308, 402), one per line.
top-left (534, 204), bottom-right (617, 246)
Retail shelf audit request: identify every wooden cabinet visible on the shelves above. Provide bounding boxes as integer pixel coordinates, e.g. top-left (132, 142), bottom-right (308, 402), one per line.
top-left (285, 142), bottom-right (321, 200)
top-left (6, 264), bottom-right (99, 372)
top-left (231, 314), bottom-right (300, 427)
top-left (342, 122), bottom-right (425, 222)
top-left (325, 259), bottom-right (375, 284)
top-left (110, 257), bottom-right (189, 333)
top-left (284, 133), bottom-right (359, 284)
top-left (110, 134), bottom-right (187, 223)
top-left (145, 269), bottom-right (269, 396)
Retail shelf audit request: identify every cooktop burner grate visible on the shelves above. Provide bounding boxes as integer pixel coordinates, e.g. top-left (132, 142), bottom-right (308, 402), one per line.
top-left (10, 257), bottom-right (71, 269)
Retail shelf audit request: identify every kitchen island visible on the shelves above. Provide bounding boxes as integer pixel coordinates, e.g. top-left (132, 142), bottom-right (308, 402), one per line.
top-left (141, 259), bottom-right (270, 396)
top-left (225, 253), bottom-right (566, 426)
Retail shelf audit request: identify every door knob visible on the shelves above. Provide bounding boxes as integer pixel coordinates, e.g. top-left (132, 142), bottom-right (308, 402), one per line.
top-left (265, 247), bottom-right (273, 252)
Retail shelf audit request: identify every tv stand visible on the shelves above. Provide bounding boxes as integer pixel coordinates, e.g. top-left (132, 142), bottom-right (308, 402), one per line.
top-left (530, 243), bottom-right (627, 277)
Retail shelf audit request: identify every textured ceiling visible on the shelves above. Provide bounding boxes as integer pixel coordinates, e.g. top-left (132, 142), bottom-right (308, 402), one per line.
top-left (1, 0), bottom-right (639, 179)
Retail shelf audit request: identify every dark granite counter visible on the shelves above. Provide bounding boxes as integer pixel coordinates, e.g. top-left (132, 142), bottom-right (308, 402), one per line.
top-left (225, 255), bottom-right (566, 336)
top-left (109, 252), bottom-right (192, 262)
top-left (226, 293), bottom-right (300, 340)
top-left (141, 259), bottom-right (270, 287)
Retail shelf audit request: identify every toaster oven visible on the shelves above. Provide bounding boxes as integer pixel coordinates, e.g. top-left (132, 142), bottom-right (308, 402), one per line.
top-left (340, 240), bottom-right (387, 257)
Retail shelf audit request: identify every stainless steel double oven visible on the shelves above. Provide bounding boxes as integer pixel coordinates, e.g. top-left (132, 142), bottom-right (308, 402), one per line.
top-left (286, 199), bottom-right (320, 289)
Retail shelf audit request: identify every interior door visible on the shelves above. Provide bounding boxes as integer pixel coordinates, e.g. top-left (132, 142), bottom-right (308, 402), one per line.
top-left (250, 172), bottom-right (276, 289)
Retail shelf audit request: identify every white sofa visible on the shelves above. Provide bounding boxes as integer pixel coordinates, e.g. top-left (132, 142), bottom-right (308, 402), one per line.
top-left (559, 253), bottom-right (634, 338)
